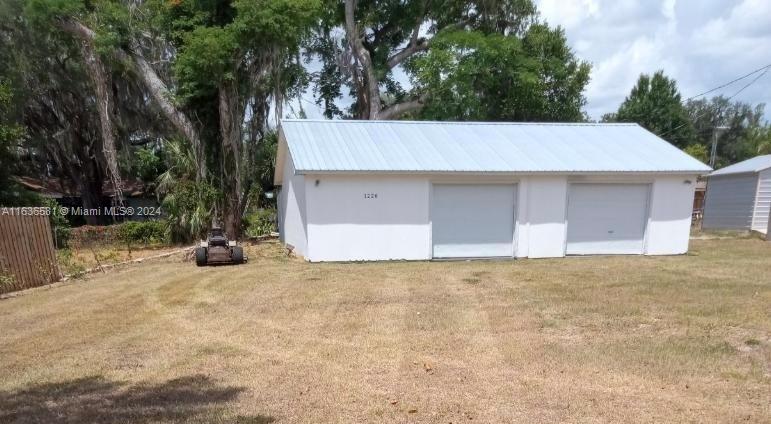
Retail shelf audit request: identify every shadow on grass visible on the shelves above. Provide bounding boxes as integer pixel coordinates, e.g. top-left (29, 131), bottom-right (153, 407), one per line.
top-left (0, 374), bottom-right (274, 423)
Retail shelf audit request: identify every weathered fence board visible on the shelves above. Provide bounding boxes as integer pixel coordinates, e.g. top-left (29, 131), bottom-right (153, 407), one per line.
top-left (0, 210), bottom-right (61, 294)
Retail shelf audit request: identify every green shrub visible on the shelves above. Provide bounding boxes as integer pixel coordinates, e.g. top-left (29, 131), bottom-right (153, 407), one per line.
top-left (56, 249), bottom-right (86, 278)
top-left (244, 208), bottom-right (276, 237)
top-left (0, 271), bottom-right (15, 291)
top-left (117, 220), bottom-right (169, 246)
top-left (41, 198), bottom-right (71, 248)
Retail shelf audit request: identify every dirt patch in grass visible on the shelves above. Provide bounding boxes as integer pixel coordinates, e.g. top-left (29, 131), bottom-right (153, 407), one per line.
top-left (0, 239), bottom-right (769, 423)
top-left (57, 244), bottom-right (186, 276)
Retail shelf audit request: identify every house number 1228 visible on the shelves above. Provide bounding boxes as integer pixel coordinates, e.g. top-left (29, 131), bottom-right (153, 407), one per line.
top-left (364, 193), bottom-right (378, 199)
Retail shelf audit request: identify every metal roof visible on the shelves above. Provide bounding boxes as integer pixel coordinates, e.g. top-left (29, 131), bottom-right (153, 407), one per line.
top-left (280, 119), bottom-right (711, 174)
top-left (709, 155), bottom-right (771, 177)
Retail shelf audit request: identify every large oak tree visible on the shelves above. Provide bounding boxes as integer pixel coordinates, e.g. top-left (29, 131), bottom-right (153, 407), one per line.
top-left (25, 0), bottom-right (319, 238)
top-left (312, 0), bottom-right (590, 121)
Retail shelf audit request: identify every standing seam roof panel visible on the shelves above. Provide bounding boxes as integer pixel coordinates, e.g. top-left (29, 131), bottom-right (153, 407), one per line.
top-left (509, 126), bottom-right (569, 171)
top-left (322, 124), bottom-right (357, 170)
top-left (280, 120), bottom-right (712, 173)
top-left (349, 123), bottom-right (392, 171)
top-left (387, 124), bottom-right (448, 171)
top-left (367, 124), bottom-right (404, 171)
top-left (435, 125), bottom-right (494, 171)
top-left (546, 126), bottom-right (608, 170)
top-left (411, 125), bottom-right (465, 170)
top-left (568, 126), bottom-right (627, 170)
top-left (482, 127), bottom-right (541, 170)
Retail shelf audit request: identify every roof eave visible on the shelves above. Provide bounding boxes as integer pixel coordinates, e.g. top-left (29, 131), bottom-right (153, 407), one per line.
top-left (294, 169), bottom-right (710, 175)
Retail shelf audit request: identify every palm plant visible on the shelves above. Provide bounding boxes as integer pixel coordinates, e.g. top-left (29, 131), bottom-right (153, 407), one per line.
top-left (157, 138), bottom-right (218, 242)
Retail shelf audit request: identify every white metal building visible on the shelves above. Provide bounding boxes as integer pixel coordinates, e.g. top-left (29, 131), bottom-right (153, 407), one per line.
top-left (275, 120), bottom-right (711, 262)
top-left (702, 155), bottom-right (771, 234)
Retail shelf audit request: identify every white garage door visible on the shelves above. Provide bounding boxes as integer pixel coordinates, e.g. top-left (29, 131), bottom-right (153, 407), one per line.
top-left (566, 184), bottom-right (649, 255)
top-left (432, 184), bottom-right (516, 258)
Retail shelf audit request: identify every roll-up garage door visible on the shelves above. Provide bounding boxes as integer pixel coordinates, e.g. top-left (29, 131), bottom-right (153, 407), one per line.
top-left (431, 184), bottom-right (516, 258)
top-left (566, 183), bottom-right (649, 255)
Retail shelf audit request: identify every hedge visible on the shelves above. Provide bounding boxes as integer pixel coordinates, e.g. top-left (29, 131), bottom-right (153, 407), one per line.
top-left (70, 221), bottom-right (168, 247)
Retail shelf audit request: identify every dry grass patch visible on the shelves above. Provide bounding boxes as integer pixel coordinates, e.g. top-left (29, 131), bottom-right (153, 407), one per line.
top-left (0, 239), bottom-right (769, 423)
top-left (57, 244), bottom-right (187, 276)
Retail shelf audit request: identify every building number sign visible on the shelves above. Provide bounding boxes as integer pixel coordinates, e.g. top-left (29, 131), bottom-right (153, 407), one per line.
top-left (364, 193), bottom-right (378, 199)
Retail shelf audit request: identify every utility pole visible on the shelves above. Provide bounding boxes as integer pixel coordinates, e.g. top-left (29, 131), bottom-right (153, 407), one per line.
top-left (709, 126), bottom-right (729, 168)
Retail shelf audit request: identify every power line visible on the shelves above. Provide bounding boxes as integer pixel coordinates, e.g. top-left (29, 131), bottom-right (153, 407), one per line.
top-left (726, 66), bottom-right (770, 102)
top-left (684, 62), bottom-right (771, 102)
top-left (657, 65), bottom-right (770, 139)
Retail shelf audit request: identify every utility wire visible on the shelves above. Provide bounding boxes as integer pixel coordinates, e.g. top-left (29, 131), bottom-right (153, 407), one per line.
top-left (683, 62), bottom-right (771, 102)
top-left (657, 65), bottom-right (770, 139)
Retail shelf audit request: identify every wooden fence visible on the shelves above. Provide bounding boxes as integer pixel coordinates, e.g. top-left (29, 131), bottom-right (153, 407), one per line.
top-left (0, 210), bottom-right (61, 294)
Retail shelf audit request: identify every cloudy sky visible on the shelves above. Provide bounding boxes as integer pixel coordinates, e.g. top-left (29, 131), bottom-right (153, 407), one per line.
top-left (536, 0), bottom-right (771, 120)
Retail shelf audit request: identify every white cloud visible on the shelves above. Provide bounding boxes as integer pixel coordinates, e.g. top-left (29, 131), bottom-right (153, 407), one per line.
top-left (538, 0), bottom-right (771, 120)
top-left (661, 0), bottom-right (676, 21)
top-left (538, 0), bottom-right (600, 29)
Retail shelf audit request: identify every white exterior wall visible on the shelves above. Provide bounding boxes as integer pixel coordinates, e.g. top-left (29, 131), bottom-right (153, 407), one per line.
top-left (515, 175), bottom-right (696, 257)
top-left (304, 175), bottom-right (430, 261)
top-left (282, 172), bottom-right (698, 261)
top-left (646, 176), bottom-right (696, 255)
top-left (515, 176), bottom-right (568, 258)
top-left (751, 168), bottom-right (771, 233)
top-left (277, 154), bottom-right (308, 257)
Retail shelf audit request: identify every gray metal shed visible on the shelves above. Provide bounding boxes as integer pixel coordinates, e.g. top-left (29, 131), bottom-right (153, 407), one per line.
top-left (703, 155), bottom-right (771, 234)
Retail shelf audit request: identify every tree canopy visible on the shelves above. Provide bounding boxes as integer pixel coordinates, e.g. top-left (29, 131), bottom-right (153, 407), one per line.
top-left (685, 96), bottom-right (769, 167)
top-left (11, 0), bottom-right (319, 237)
top-left (0, 80), bottom-right (30, 206)
top-left (409, 23), bottom-right (589, 121)
top-left (604, 70), bottom-right (695, 149)
top-left (311, 0), bottom-right (590, 121)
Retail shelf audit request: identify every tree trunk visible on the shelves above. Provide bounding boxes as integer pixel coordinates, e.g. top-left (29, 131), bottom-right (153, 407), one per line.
top-left (68, 134), bottom-right (109, 226)
top-left (79, 38), bottom-right (123, 204)
top-left (76, 171), bottom-right (107, 226)
top-left (218, 82), bottom-right (243, 239)
top-left (342, 0), bottom-right (430, 120)
top-left (344, 0), bottom-right (381, 119)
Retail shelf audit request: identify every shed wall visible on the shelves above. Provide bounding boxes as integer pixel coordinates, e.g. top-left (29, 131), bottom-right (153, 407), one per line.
top-left (304, 175), bottom-right (429, 261)
top-left (277, 153), bottom-right (308, 257)
top-left (703, 173), bottom-right (758, 230)
top-left (646, 176), bottom-right (695, 254)
top-left (291, 173), bottom-right (696, 261)
top-left (752, 168), bottom-right (771, 233)
top-left (518, 177), bottom-right (568, 258)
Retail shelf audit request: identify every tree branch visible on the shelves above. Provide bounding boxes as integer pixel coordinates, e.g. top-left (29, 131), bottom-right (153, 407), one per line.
top-left (58, 18), bottom-right (207, 181)
top-left (386, 4), bottom-right (429, 69)
top-left (130, 50), bottom-right (206, 180)
top-left (378, 95), bottom-right (427, 120)
top-left (386, 38), bottom-right (429, 69)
